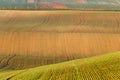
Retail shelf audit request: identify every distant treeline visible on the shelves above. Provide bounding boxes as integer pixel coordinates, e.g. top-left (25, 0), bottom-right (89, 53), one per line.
top-left (0, 0), bottom-right (120, 10)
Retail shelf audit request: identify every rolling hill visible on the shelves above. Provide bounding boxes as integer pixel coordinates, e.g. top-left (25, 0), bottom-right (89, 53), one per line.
top-left (0, 0), bottom-right (120, 10)
top-left (0, 10), bottom-right (120, 69)
top-left (0, 0), bottom-right (119, 79)
top-left (0, 52), bottom-right (119, 80)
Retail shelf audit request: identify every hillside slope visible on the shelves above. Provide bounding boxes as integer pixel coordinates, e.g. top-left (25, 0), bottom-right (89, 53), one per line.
top-left (0, 10), bottom-right (120, 69)
top-left (0, 52), bottom-right (119, 80)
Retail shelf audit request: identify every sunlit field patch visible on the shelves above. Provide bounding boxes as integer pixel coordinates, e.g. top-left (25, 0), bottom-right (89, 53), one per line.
top-left (0, 10), bottom-right (120, 71)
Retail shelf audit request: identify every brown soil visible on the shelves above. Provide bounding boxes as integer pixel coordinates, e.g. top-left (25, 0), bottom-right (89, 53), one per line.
top-left (0, 32), bottom-right (120, 57)
top-left (0, 10), bottom-right (120, 69)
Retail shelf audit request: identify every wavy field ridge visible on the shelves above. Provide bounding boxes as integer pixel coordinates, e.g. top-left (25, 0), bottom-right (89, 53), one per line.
top-left (0, 52), bottom-right (120, 80)
top-left (0, 10), bottom-right (120, 32)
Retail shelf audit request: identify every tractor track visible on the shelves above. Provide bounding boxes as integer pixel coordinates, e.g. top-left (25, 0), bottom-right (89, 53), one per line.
top-left (0, 55), bottom-right (16, 69)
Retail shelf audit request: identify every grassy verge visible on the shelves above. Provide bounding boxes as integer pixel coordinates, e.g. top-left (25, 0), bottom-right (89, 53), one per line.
top-left (0, 52), bottom-right (119, 80)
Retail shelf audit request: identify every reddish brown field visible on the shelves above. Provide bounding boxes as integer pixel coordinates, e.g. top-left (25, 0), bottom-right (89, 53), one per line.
top-left (0, 32), bottom-right (120, 57)
top-left (0, 10), bottom-right (120, 68)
